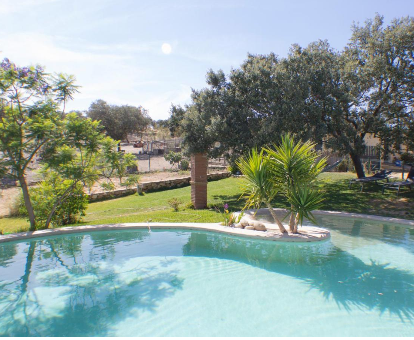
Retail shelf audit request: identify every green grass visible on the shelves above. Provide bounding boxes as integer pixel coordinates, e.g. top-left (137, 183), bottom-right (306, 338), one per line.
top-left (1, 173), bottom-right (413, 235)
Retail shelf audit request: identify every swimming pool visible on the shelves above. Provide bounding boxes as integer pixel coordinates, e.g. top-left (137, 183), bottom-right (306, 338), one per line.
top-left (0, 215), bottom-right (413, 336)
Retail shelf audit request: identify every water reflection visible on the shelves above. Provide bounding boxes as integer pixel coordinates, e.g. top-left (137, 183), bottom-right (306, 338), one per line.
top-left (0, 221), bottom-right (414, 336)
top-left (182, 231), bottom-right (414, 322)
top-left (0, 231), bottom-right (184, 336)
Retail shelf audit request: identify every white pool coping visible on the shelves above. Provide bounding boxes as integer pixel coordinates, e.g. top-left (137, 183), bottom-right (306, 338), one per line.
top-left (0, 221), bottom-right (330, 244)
top-left (1, 209), bottom-right (413, 245)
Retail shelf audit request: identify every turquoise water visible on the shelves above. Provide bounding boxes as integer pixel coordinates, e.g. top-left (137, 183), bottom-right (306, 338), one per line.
top-left (1, 217), bottom-right (414, 336)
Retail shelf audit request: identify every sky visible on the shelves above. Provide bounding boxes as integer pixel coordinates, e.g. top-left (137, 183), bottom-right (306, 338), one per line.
top-left (1, 0), bottom-right (414, 120)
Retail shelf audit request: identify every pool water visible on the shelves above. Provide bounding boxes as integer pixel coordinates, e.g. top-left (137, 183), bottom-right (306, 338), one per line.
top-left (0, 217), bottom-right (414, 336)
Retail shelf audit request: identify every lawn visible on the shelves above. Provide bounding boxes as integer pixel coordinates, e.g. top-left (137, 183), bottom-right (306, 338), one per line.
top-left (1, 172), bottom-right (413, 234)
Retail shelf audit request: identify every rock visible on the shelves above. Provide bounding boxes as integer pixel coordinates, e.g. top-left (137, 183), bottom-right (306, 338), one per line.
top-left (252, 221), bottom-right (266, 231)
top-left (240, 218), bottom-right (250, 227)
top-left (245, 225), bottom-right (255, 230)
top-left (234, 223), bottom-right (244, 229)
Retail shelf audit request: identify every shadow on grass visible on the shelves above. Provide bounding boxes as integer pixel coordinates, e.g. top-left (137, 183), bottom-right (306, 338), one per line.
top-left (212, 177), bottom-right (414, 220)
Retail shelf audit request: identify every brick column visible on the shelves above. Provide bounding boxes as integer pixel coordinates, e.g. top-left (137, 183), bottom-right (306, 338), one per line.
top-left (191, 153), bottom-right (208, 209)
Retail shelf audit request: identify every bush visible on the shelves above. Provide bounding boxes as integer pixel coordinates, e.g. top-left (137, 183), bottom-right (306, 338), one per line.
top-left (179, 159), bottom-right (189, 170)
top-left (167, 198), bottom-right (182, 212)
top-left (122, 175), bottom-right (141, 189)
top-left (164, 151), bottom-right (182, 169)
top-left (19, 173), bottom-right (88, 229)
top-left (337, 157), bottom-right (355, 172)
top-left (184, 201), bottom-right (195, 209)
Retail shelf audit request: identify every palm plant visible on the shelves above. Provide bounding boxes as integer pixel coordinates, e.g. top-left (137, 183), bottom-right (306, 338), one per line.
top-left (236, 149), bottom-right (287, 233)
top-left (287, 186), bottom-right (325, 231)
top-left (265, 134), bottom-right (326, 233)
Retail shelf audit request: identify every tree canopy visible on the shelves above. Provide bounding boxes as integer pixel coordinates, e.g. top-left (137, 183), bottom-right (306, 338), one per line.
top-left (86, 99), bottom-right (151, 142)
top-left (0, 59), bottom-right (136, 230)
top-left (172, 14), bottom-right (414, 178)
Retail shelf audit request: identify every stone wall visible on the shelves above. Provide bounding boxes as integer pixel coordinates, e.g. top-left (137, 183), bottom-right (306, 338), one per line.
top-left (88, 171), bottom-right (231, 202)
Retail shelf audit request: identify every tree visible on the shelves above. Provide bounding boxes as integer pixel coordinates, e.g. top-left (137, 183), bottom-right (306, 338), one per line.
top-left (86, 100), bottom-right (151, 144)
top-left (0, 58), bottom-right (79, 230)
top-left (284, 15), bottom-right (414, 177)
top-left (265, 134), bottom-right (326, 233)
top-left (175, 15), bottom-right (414, 179)
top-left (238, 135), bottom-right (325, 234)
top-left (0, 59), bottom-right (135, 230)
top-left (236, 148), bottom-right (287, 233)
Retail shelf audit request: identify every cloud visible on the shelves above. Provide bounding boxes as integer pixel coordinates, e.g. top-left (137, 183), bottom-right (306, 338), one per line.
top-left (0, 31), bottom-right (192, 120)
top-left (0, 0), bottom-right (59, 14)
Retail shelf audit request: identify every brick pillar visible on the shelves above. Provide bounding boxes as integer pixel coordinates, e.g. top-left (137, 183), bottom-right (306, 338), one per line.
top-left (191, 153), bottom-right (208, 209)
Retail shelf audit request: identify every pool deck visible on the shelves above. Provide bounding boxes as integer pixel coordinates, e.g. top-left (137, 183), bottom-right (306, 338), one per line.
top-left (0, 221), bottom-right (330, 244)
top-left (1, 209), bottom-right (414, 245)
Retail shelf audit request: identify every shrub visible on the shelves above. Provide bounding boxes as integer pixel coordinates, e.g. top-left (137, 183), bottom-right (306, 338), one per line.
top-left (179, 159), bottom-right (189, 170)
top-left (122, 175), bottom-right (141, 189)
top-left (164, 151), bottom-right (182, 169)
top-left (337, 157), bottom-right (355, 172)
top-left (19, 173), bottom-right (88, 229)
top-left (184, 201), bottom-right (195, 209)
top-left (168, 198), bottom-right (183, 211)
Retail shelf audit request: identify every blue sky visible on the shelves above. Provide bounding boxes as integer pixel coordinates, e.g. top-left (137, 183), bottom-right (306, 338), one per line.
top-left (1, 0), bottom-right (413, 120)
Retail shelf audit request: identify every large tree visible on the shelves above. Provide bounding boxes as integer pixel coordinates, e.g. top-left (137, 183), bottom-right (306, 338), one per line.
top-left (175, 15), bottom-right (414, 178)
top-left (0, 59), bottom-right (135, 230)
top-left (86, 99), bottom-right (151, 143)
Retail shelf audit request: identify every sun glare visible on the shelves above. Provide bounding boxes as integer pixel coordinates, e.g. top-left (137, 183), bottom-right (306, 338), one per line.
top-left (161, 43), bottom-right (172, 54)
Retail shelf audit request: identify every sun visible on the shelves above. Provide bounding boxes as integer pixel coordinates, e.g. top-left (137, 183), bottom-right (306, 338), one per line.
top-left (161, 43), bottom-right (172, 55)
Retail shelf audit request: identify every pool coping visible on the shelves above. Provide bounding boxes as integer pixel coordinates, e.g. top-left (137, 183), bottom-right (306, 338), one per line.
top-left (0, 222), bottom-right (330, 244)
top-left (1, 209), bottom-right (413, 245)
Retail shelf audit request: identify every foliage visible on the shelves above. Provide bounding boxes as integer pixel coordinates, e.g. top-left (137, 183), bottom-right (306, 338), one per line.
top-left (179, 159), bottom-right (189, 171)
top-left (164, 151), bottom-right (182, 168)
top-left (214, 203), bottom-right (236, 226)
top-left (237, 135), bottom-right (325, 233)
top-left (0, 59), bottom-right (135, 230)
top-left (19, 173), bottom-right (88, 228)
top-left (174, 14), bottom-right (414, 179)
top-left (168, 105), bottom-right (186, 137)
top-left (86, 99), bottom-right (151, 142)
top-left (236, 148), bottom-right (287, 233)
top-left (265, 134), bottom-right (326, 232)
top-left (167, 198), bottom-right (182, 212)
top-left (400, 152), bottom-right (414, 164)
top-left (2, 174), bottom-right (414, 234)
top-left (122, 175), bottom-right (141, 189)
top-left (337, 157), bottom-right (355, 172)
top-left (287, 186), bottom-right (325, 227)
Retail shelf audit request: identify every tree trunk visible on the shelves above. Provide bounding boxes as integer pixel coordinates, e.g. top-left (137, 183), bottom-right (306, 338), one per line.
top-left (18, 175), bottom-right (36, 231)
top-left (350, 152), bottom-right (365, 178)
top-left (289, 205), bottom-right (296, 232)
top-left (293, 213), bottom-right (300, 234)
top-left (265, 201), bottom-right (287, 234)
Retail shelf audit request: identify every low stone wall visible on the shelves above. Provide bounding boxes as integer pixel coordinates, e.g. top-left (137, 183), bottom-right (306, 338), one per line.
top-left (87, 171), bottom-right (231, 202)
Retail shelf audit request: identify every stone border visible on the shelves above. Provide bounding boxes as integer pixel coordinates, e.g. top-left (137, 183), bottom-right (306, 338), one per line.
top-left (0, 222), bottom-right (330, 244)
top-left (88, 171), bottom-right (231, 202)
